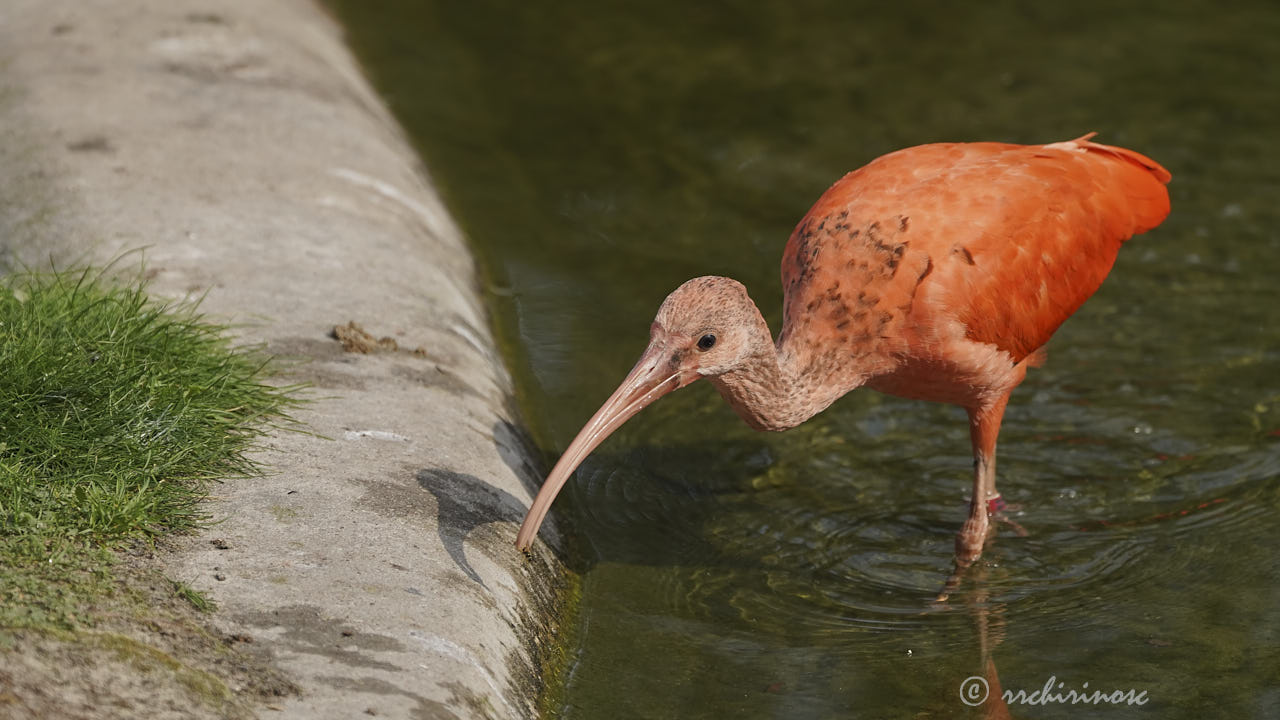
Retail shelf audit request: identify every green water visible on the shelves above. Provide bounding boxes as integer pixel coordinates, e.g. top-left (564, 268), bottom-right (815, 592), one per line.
top-left (327, 2), bottom-right (1279, 717)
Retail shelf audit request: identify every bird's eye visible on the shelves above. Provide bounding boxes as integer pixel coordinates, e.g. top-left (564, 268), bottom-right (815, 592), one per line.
top-left (696, 333), bottom-right (717, 351)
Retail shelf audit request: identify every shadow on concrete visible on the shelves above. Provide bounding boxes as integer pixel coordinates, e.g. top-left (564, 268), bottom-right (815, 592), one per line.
top-left (415, 466), bottom-right (530, 586)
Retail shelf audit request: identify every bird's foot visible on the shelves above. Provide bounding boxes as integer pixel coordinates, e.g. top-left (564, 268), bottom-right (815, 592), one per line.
top-left (995, 514), bottom-right (1029, 537)
top-left (986, 494), bottom-right (1029, 537)
top-left (936, 534), bottom-right (986, 605)
top-left (953, 512), bottom-right (991, 569)
top-left (934, 574), bottom-right (962, 606)
top-left (937, 496), bottom-right (1026, 603)
top-left (936, 515), bottom-right (993, 603)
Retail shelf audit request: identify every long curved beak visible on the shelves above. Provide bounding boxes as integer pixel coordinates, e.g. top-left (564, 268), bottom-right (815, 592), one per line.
top-left (515, 339), bottom-right (695, 551)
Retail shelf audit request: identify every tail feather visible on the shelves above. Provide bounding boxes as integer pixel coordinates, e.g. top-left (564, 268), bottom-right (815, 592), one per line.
top-left (1070, 132), bottom-right (1173, 185)
top-left (1050, 133), bottom-right (1172, 238)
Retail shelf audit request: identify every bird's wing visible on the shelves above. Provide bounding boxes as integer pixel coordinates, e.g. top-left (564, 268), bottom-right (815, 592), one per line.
top-left (779, 137), bottom-right (1171, 366)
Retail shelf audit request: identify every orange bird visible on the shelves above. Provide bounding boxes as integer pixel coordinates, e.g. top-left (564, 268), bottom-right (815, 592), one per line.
top-left (516, 133), bottom-right (1171, 566)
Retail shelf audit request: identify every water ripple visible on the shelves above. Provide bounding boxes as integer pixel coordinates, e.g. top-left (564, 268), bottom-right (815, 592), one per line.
top-left (568, 435), bottom-right (1278, 647)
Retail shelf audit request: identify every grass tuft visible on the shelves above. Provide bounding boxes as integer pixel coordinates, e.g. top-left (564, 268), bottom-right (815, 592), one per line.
top-left (0, 267), bottom-right (300, 629)
top-left (172, 579), bottom-right (217, 613)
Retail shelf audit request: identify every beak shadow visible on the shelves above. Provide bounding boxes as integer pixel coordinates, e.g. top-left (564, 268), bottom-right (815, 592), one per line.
top-left (414, 419), bottom-right (565, 586)
top-left (415, 467), bottom-right (528, 587)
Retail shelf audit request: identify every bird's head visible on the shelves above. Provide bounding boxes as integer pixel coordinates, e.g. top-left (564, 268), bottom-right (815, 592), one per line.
top-left (515, 276), bottom-right (765, 551)
top-left (652, 275), bottom-right (764, 377)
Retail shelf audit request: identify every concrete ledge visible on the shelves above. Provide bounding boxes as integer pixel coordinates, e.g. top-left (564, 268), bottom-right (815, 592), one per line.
top-left (0, 1), bottom-right (566, 717)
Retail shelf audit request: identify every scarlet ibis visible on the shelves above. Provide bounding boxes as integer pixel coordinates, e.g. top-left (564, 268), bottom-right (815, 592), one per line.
top-left (516, 133), bottom-right (1171, 566)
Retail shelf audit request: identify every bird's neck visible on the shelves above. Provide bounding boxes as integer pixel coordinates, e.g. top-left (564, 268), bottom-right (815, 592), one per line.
top-left (706, 307), bottom-right (865, 432)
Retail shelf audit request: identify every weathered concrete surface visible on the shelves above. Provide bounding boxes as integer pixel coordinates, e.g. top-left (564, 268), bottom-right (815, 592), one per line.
top-left (0, 1), bottom-right (566, 718)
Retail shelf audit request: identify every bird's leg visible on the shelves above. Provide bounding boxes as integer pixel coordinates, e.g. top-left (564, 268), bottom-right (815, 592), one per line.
top-left (936, 395), bottom-right (1018, 602)
top-left (954, 454), bottom-right (995, 568)
top-left (955, 395), bottom-right (1010, 567)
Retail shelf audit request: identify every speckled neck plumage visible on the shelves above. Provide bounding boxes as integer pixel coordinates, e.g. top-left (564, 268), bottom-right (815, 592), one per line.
top-left (707, 349), bottom-right (800, 432)
top-left (704, 306), bottom-right (868, 432)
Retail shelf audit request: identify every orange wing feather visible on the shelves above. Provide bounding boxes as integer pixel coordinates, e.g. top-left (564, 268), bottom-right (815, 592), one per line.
top-left (779, 136), bottom-right (1171, 374)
